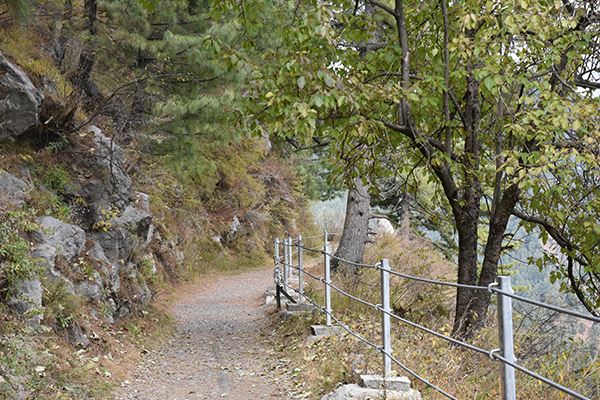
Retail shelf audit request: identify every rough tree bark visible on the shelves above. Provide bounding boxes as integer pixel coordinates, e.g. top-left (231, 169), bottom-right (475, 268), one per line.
top-left (331, 178), bottom-right (372, 276)
top-left (398, 190), bottom-right (411, 239)
top-left (72, 0), bottom-right (103, 101)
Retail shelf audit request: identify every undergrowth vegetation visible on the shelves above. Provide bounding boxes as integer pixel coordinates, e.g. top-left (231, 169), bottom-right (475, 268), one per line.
top-left (0, 303), bottom-right (173, 399)
top-left (0, 114), bottom-right (318, 399)
top-left (271, 233), bottom-right (600, 399)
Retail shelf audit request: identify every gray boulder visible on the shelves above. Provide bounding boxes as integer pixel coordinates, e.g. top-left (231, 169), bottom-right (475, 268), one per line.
top-left (6, 278), bottom-right (43, 325)
top-left (35, 216), bottom-right (85, 264)
top-left (90, 202), bottom-right (152, 265)
top-left (0, 171), bottom-right (28, 207)
top-left (0, 52), bottom-right (44, 141)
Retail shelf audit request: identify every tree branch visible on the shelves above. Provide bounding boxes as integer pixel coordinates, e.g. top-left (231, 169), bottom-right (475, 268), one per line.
top-left (448, 90), bottom-right (468, 129)
top-left (574, 76), bottom-right (600, 90)
top-left (511, 210), bottom-right (571, 249)
top-left (368, 0), bottom-right (399, 18)
top-left (369, 212), bottom-right (392, 221)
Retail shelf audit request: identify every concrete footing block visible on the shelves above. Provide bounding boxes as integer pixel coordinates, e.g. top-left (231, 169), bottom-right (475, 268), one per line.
top-left (286, 303), bottom-right (316, 312)
top-left (360, 375), bottom-right (411, 392)
top-left (311, 325), bottom-right (343, 336)
top-left (320, 384), bottom-right (421, 400)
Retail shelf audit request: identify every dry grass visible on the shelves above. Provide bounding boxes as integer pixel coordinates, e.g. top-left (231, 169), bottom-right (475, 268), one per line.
top-left (271, 234), bottom-right (600, 400)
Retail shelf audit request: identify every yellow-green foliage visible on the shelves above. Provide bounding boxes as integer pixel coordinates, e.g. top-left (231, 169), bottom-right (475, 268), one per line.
top-left (0, 209), bottom-right (41, 298)
top-left (93, 205), bottom-right (120, 231)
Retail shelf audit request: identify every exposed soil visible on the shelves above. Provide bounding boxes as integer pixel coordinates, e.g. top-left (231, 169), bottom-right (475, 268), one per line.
top-left (114, 268), bottom-right (298, 400)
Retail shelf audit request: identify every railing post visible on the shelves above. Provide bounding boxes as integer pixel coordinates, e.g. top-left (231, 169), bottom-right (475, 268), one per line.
top-left (283, 238), bottom-right (289, 288)
top-left (497, 276), bottom-right (516, 400)
top-left (324, 230), bottom-right (332, 326)
top-left (274, 238), bottom-right (281, 310)
top-left (381, 259), bottom-right (392, 378)
top-left (298, 235), bottom-right (304, 304)
top-left (288, 236), bottom-right (293, 281)
top-left (274, 238), bottom-right (280, 270)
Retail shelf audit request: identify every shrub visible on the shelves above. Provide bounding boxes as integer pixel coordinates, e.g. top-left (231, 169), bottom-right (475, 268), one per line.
top-left (0, 210), bottom-right (41, 298)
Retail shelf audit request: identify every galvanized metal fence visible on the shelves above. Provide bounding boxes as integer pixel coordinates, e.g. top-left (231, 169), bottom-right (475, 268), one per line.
top-left (273, 231), bottom-right (600, 400)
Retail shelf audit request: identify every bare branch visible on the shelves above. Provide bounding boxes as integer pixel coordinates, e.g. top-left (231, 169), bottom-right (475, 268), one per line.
top-left (368, 0), bottom-right (399, 18)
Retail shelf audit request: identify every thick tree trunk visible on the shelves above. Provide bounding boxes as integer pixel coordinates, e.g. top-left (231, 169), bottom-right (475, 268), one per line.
top-left (468, 184), bottom-right (520, 333)
top-left (331, 178), bottom-right (371, 276)
top-left (452, 194), bottom-right (481, 335)
top-left (450, 61), bottom-right (484, 337)
top-left (398, 190), bottom-right (411, 238)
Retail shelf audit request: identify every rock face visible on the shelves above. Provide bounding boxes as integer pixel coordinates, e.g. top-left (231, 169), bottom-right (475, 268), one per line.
top-left (0, 52), bottom-right (44, 141)
top-left (1, 125), bottom-right (155, 325)
top-left (80, 128), bottom-right (134, 226)
top-left (0, 171), bottom-right (28, 207)
top-left (0, 52), bottom-right (156, 328)
top-left (36, 216), bottom-right (86, 264)
top-left (6, 278), bottom-right (43, 325)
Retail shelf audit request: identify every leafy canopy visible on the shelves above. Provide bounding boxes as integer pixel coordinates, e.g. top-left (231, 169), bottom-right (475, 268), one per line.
top-left (217, 0), bottom-right (600, 312)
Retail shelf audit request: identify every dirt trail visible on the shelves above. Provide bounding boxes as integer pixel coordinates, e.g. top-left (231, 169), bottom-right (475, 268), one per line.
top-left (115, 268), bottom-right (298, 400)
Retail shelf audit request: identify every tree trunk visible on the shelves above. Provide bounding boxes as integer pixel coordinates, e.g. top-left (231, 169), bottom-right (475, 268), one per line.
top-left (72, 0), bottom-right (103, 101)
top-left (451, 195), bottom-right (481, 336)
top-left (331, 178), bottom-right (371, 276)
top-left (398, 190), bottom-right (411, 238)
top-left (468, 184), bottom-right (520, 334)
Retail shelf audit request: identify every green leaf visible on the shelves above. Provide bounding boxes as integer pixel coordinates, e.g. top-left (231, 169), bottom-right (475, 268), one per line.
top-left (297, 76), bottom-right (306, 90)
top-left (138, 0), bottom-right (154, 13)
top-left (314, 95), bottom-right (324, 107)
top-left (324, 74), bottom-right (335, 88)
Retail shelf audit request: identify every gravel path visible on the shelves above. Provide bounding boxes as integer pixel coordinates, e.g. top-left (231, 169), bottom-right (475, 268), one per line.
top-left (115, 269), bottom-right (298, 400)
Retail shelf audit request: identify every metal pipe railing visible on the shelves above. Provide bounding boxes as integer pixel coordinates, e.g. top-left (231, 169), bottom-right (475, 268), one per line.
top-left (273, 231), bottom-right (595, 400)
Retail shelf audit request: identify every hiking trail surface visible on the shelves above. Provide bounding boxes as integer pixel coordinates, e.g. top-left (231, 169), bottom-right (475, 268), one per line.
top-left (115, 268), bottom-right (299, 400)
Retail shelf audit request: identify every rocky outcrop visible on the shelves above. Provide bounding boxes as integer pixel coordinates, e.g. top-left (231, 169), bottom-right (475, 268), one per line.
top-left (36, 216), bottom-right (86, 264)
top-left (6, 278), bottom-right (43, 325)
top-left (0, 52), bottom-right (44, 141)
top-left (1, 125), bottom-right (155, 325)
top-left (79, 127), bottom-right (134, 226)
top-left (0, 48), bottom-right (156, 326)
top-left (0, 171), bottom-right (28, 207)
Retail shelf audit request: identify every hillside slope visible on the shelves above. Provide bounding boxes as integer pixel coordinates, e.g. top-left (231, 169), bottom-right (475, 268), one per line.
top-left (0, 6), bottom-right (316, 397)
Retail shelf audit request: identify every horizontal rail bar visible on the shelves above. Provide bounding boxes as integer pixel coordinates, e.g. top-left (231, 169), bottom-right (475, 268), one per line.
top-left (385, 268), bottom-right (489, 291)
top-left (489, 287), bottom-right (600, 323)
top-left (491, 353), bottom-right (590, 400)
top-left (383, 309), bottom-right (490, 356)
